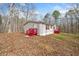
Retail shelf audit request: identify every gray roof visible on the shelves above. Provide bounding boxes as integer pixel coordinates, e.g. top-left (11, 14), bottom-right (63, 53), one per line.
top-left (23, 20), bottom-right (53, 26)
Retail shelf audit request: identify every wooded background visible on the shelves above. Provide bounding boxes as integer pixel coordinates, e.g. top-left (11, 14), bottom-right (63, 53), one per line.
top-left (0, 3), bottom-right (79, 34)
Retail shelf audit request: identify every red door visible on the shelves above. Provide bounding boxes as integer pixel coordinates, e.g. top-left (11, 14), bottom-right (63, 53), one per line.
top-left (54, 27), bottom-right (60, 34)
top-left (25, 28), bottom-right (37, 36)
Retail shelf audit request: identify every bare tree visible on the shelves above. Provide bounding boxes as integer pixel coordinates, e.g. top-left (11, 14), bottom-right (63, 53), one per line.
top-left (59, 3), bottom-right (79, 34)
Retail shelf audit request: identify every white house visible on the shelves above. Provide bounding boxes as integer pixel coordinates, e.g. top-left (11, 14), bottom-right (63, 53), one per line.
top-left (23, 20), bottom-right (55, 36)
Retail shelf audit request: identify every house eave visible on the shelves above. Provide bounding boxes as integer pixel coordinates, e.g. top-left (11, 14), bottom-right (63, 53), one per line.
top-left (23, 20), bottom-right (53, 26)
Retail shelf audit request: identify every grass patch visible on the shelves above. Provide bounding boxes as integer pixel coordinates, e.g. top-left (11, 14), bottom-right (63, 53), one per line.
top-left (55, 35), bottom-right (65, 40)
top-left (53, 34), bottom-right (65, 40)
top-left (53, 33), bottom-right (77, 40)
top-left (61, 33), bottom-right (79, 39)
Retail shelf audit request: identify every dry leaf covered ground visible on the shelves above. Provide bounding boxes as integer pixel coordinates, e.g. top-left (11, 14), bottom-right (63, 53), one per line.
top-left (0, 33), bottom-right (79, 56)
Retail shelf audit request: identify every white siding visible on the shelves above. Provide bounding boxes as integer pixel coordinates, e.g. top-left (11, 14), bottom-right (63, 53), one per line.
top-left (24, 23), bottom-right (38, 33)
top-left (51, 26), bottom-right (54, 34)
top-left (45, 25), bottom-right (54, 35)
top-left (38, 24), bottom-right (46, 36)
top-left (24, 23), bottom-right (54, 36)
top-left (38, 24), bottom-right (54, 36)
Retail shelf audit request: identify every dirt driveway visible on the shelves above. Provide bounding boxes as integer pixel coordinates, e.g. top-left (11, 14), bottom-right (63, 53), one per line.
top-left (0, 33), bottom-right (79, 56)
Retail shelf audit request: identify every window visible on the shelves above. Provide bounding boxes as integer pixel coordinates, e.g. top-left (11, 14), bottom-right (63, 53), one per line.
top-left (50, 25), bottom-right (52, 28)
top-left (46, 25), bottom-right (49, 30)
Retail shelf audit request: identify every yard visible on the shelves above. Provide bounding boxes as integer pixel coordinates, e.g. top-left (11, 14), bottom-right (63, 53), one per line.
top-left (0, 33), bottom-right (79, 56)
